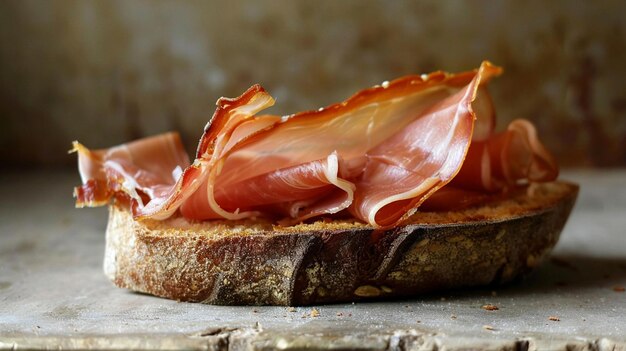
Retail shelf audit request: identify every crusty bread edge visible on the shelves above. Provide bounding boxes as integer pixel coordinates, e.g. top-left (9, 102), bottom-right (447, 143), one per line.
top-left (104, 181), bottom-right (578, 305)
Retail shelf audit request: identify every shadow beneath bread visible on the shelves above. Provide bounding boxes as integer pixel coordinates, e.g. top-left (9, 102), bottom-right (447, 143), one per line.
top-left (423, 254), bottom-right (626, 302)
top-left (501, 254), bottom-right (626, 294)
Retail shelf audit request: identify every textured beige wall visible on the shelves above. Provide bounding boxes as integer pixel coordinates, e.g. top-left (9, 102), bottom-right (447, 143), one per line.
top-left (1, 0), bottom-right (624, 168)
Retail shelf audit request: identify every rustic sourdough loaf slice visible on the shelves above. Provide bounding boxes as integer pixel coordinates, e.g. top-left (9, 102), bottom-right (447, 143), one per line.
top-left (104, 181), bottom-right (578, 305)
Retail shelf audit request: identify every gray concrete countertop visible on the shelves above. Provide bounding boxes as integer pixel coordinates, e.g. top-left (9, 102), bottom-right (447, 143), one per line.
top-left (0, 170), bottom-right (625, 350)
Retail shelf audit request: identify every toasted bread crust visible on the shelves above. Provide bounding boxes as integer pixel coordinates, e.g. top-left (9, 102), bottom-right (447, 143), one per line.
top-left (104, 182), bottom-right (578, 305)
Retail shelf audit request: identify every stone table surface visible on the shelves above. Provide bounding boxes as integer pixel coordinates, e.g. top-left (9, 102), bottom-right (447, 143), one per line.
top-left (0, 170), bottom-right (625, 350)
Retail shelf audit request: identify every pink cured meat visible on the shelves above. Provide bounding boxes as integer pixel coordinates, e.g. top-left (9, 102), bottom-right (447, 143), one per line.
top-left (73, 61), bottom-right (558, 228)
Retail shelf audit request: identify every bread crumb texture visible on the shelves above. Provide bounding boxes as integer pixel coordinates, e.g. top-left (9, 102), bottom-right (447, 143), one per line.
top-left (310, 308), bottom-right (320, 317)
top-left (482, 304), bottom-right (499, 311)
top-left (119, 182), bottom-right (576, 239)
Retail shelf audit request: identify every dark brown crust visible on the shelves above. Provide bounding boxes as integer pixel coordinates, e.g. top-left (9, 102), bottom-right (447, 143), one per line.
top-left (104, 182), bottom-right (578, 305)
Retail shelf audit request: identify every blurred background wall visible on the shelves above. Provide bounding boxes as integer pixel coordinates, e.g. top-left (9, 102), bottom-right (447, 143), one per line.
top-left (1, 0), bottom-right (624, 169)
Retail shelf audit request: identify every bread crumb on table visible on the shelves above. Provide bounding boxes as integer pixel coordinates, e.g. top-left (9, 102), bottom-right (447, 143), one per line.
top-left (548, 316), bottom-right (560, 321)
top-left (482, 304), bottom-right (499, 311)
top-left (287, 307), bottom-right (296, 312)
top-left (310, 308), bottom-right (320, 317)
top-left (483, 325), bottom-right (495, 331)
top-left (613, 285), bottom-right (625, 292)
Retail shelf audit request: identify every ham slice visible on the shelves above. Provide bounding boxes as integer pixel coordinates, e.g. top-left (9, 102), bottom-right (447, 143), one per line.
top-left (73, 132), bottom-right (190, 209)
top-left (73, 61), bottom-right (558, 228)
top-left (451, 119), bottom-right (559, 192)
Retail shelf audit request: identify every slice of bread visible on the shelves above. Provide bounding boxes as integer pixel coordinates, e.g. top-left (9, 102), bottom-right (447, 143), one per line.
top-left (104, 181), bottom-right (578, 305)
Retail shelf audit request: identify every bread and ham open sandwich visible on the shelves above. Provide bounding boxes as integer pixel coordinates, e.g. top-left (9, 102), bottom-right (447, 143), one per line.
top-left (72, 61), bottom-right (578, 305)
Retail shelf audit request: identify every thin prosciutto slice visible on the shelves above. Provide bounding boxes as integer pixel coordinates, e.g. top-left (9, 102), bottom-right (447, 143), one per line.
top-left (421, 120), bottom-right (559, 211)
top-left (73, 132), bottom-right (190, 208)
top-left (451, 119), bottom-right (559, 192)
top-left (73, 61), bottom-right (558, 228)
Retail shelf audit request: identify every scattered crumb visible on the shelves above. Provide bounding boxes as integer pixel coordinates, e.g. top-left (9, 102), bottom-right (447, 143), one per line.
top-left (404, 305), bottom-right (409, 308)
top-left (613, 285), bottom-right (625, 292)
top-left (336, 312), bottom-right (343, 317)
top-left (548, 316), bottom-right (560, 321)
top-left (348, 313), bottom-right (352, 317)
top-left (482, 304), bottom-right (499, 311)
top-left (450, 315), bottom-right (457, 320)
top-left (310, 308), bottom-right (320, 317)
top-left (36, 325), bottom-right (41, 329)
top-left (252, 309), bottom-right (258, 314)
top-left (287, 307), bottom-right (296, 312)
top-left (416, 320), bottom-right (421, 324)
top-left (491, 291), bottom-right (497, 297)
top-left (483, 325), bottom-right (495, 331)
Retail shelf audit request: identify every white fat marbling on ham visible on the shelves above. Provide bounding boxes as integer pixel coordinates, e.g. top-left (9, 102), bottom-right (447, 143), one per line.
top-left (73, 61), bottom-right (558, 228)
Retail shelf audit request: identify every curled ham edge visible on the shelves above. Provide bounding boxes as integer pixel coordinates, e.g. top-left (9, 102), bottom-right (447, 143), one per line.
top-left (73, 61), bottom-right (558, 228)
